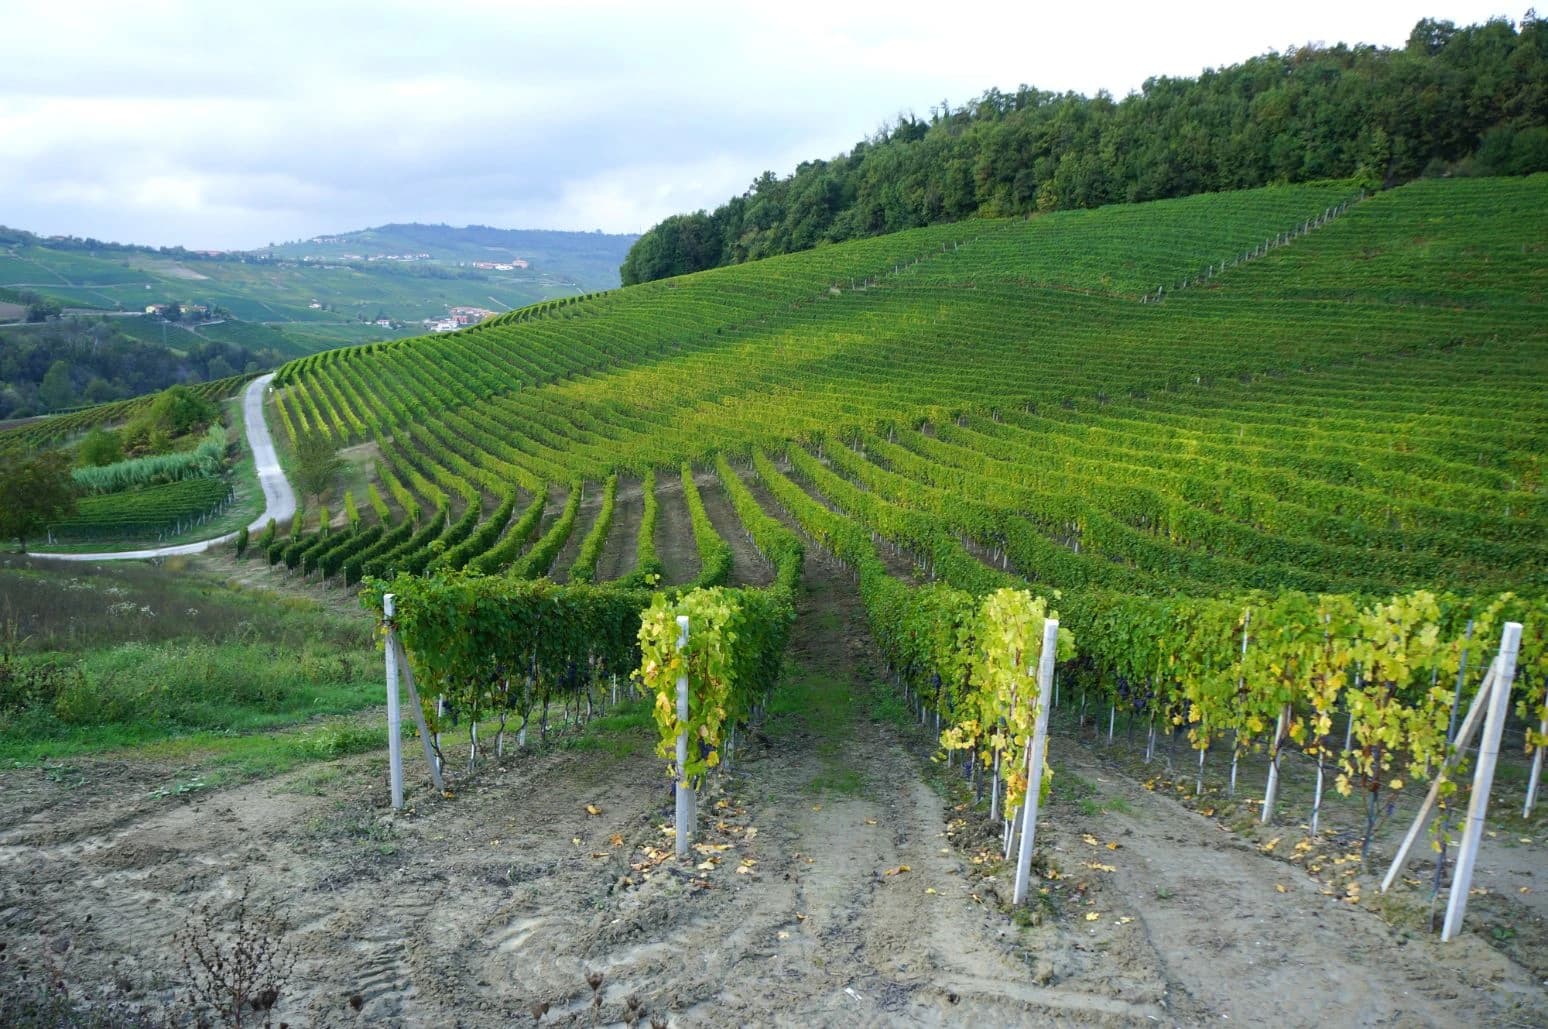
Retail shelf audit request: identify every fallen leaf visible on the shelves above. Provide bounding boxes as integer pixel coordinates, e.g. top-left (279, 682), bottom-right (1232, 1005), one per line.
top-left (1085, 911), bottom-right (1101, 921)
top-left (1260, 837), bottom-right (1281, 853)
top-left (716, 798), bottom-right (731, 810)
top-left (777, 930), bottom-right (790, 940)
top-left (1275, 883), bottom-right (1287, 894)
top-left (1520, 887), bottom-right (1533, 895)
top-left (796, 912), bottom-right (808, 922)
top-left (884, 865), bottom-right (912, 876)
top-left (1081, 833), bottom-right (1101, 846)
top-left (696, 860), bottom-right (717, 871)
top-left (571, 837), bottom-right (582, 845)
top-left (1105, 841), bottom-right (1119, 851)
top-left (1083, 861), bottom-right (1116, 872)
top-left (865, 818), bottom-right (878, 826)
top-left (925, 887), bottom-right (938, 895)
top-left (812, 804), bottom-right (822, 811)
top-left (736, 865), bottom-right (754, 875)
top-left (1116, 916), bottom-right (1133, 925)
top-left (609, 833), bottom-right (624, 847)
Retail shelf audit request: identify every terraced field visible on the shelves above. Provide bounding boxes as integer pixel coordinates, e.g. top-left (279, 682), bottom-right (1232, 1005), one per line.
top-left (5, 176), bottom-right (1546, 1026)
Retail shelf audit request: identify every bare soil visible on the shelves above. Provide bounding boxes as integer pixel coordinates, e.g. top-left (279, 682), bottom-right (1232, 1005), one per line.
top-left (650, 475), bottom-right (699, 587)
top-left (3, 551), bottom-right (1543, 1027)
top-left (594, 476), bottom-right (641, 583)
top-left (690, 470), bottom-right (773, 588)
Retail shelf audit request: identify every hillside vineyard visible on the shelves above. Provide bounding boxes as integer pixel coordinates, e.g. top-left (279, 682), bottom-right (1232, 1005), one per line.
top-left (241, 177), bottom-right (1548, 778)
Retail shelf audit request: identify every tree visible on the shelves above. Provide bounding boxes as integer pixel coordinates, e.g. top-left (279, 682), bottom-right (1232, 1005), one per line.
top-left (0, 450), bottom-right (79, 552)
top-left (292, 432), bottom-right (342, 506)
top-left (38, 360), bottom-right (74, 411)
top-left (77, 428), bottom-right (123, 467)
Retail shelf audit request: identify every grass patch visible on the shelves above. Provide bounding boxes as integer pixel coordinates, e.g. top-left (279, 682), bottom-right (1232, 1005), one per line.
top-left (0, 557), bottom-right (378, 763)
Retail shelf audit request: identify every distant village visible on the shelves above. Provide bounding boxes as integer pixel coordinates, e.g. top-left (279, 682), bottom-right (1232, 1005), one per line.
top-left (303, 303), bottom-right (495, 333)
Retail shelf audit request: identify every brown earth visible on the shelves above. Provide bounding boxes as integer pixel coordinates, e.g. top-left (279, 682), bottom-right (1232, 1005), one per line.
top-left (3, 550), bottom-right (1544, 1027)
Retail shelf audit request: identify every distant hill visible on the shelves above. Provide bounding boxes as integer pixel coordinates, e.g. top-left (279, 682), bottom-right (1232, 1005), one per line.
top-left (261, 225), bottom-right (637, 292)
top-left (0, 222), bottom-right (636, 418)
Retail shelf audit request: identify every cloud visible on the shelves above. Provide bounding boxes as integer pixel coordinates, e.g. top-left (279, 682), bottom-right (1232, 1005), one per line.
top-left (0, 0), bottom-right (1513, 248)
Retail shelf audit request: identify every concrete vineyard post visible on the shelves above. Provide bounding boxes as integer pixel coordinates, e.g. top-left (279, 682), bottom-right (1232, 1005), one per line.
top-left (1443, 623), bottom-right (1521, 943)
top-left (1526, 702), bottom-right (1546, 819)
top-left (1013, 618), bottom-right (1059, 908)
top-left (1260, 704), bottom-right (1289, 825)
top-left (384, 593), bottom-right (405, 811)
top-left (1380, 658), bottom-right (1499, 893)
top-left (674, 615), bottom-right (693, 859)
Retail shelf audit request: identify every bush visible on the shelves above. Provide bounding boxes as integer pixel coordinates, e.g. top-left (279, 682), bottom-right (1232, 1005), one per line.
top-left (235, 525), bottom-right (249, 558)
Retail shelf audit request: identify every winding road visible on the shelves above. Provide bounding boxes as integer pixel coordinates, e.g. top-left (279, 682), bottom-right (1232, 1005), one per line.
top-left (32, 372), bottom-right (297, 562)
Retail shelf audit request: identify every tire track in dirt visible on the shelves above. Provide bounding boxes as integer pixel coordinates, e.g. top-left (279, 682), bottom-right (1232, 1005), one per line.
top-left (1041, 739), bottom-right (1548, 1027)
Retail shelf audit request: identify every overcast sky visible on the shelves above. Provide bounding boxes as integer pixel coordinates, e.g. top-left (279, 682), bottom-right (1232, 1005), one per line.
top-left (0, 1), bottom-right (1521, 249)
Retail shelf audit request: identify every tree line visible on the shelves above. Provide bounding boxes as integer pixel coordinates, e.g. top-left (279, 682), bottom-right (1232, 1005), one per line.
top-left (0, 319), bottom-right (276, 420)
top-left (621, 17), bottom-right (1548, 285)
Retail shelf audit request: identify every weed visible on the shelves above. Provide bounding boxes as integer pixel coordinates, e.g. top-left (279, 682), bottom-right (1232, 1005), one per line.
top-left (175, 881), bottom-right (295, 1028)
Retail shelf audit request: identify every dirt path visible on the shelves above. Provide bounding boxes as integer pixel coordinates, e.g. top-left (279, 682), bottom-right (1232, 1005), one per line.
top-left (595, 475), bottom-right (641, 583)
top-left (549, 485), bottom-right (603, 583)
top-left (651, 475), bottom-right (699, 587)
top-left (691, 470), bottom-right (772, 587)
top-left (2, 536), bottom-right (1544, 1025)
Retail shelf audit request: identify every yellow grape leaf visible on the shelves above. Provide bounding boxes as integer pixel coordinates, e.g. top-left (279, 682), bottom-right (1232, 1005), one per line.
top-left (1275, 883), bottom-right (1287, 894)
top-left (608, 833), bottom-right (624, 847)
top-left (1105, 842), bottom-right (1120, 851)
top-left (1081, 833), bottom-right (1100, 846)
top-left (1521, 887), bottom-right (1533, 895)
top-left (740, 858), bottom-right (758, 867)
top-left (715, 798), bottom-right (731, 810)
top-left (776, 930), bottom-right (790, 940)
top-left (1259, 837), bottom-right (1281, 853)
top-left (865, 818), bottom-right (878, 826)
top-left (1084, 911), bottom-right (1101, 921)
top-left (1115, 916), bottom-right (1133, 925)
top-left (696, 859), bottom-right (717, 871)
top-left (571, 837), bottom-right (582, 845)
top-left (1083, 861), bottom-right (1116, 872)
top-left (884, 865), bottom-right (912, 876)
top-left (1388, 779), bottom-right (1403, 792)
top-left (925, 887), bottom-right (939, 895)
top-left (585, 803), bottom-right (603, 816)
top-left (736, 865), bottom-right (755, 875)
top-left (1200, 807), bottom-right (1216, 817)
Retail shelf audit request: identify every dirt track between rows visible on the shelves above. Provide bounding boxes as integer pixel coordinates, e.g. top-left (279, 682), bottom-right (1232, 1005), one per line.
top-left (3, 543), bottom-right (1545, 1026)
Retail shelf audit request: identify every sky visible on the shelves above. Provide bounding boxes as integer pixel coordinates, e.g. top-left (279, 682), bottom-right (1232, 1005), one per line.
top-left (0, 1), bottom-right (1523, 249)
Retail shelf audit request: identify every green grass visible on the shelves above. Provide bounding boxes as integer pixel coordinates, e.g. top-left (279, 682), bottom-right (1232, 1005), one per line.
top-left (0, 556), bottom-right (378, 765)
